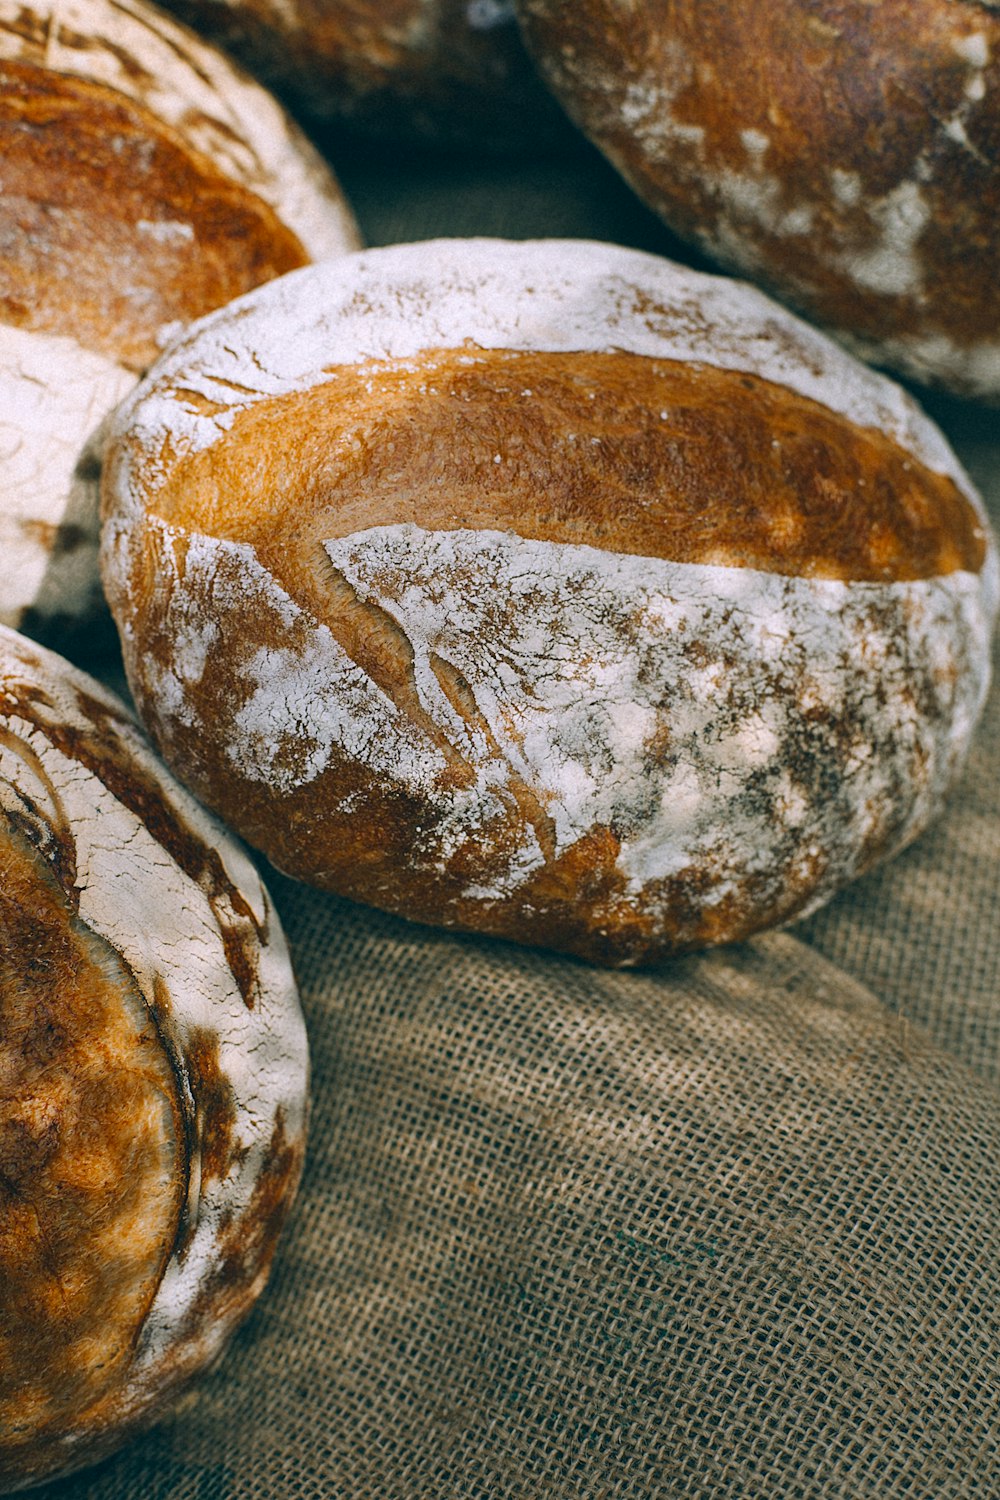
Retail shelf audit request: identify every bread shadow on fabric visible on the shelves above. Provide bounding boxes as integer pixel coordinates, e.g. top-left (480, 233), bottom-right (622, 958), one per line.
top-left (228, 873), bottom-right (1000, 1497)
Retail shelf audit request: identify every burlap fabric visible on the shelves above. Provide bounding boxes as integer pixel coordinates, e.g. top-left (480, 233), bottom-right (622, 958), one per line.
top-left (34, 150), bottom-right (999, 1498)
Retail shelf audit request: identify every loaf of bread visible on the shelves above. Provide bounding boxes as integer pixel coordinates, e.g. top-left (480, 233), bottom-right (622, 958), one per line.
top-left (0, 625), bottom-right (308, 1492)
top-left (0, 0), bottom-right (360, 642)
top-left (157, 0), bottom-right (568, 152)
top-left (101, 238), bottom-right (998, 967)
top-left (516, 0), bottom-right (1000, 402)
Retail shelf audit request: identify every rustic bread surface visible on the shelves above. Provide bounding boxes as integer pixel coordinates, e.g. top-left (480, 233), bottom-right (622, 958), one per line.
top-left (102, 238), bottom-right (998, 964)
top-left (0, 625), bottom-right (308, 1492)
top-left (0, 0), bottom-right (360, 639)
top-left (516, 0), bottom-right (1000, 400)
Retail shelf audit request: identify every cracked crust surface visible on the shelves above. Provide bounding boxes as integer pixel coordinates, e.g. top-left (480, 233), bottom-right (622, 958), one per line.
top-left (516, 0), bottom-right (1000, 400)
top-left (101, 239), bottom-right (998, 965)
top-left (0, 625), bottom-right (307, 1491)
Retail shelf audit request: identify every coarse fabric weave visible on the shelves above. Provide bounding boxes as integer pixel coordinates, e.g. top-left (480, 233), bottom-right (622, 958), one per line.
top-left (38, 905), bottom-right (1000, 1500)
top-left (33, 152), bottom-right (1000, 1499)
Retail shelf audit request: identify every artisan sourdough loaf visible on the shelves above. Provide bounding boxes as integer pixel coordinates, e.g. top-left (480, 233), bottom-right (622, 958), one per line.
top-left (516, 0), bottom-right (1000, 401)
top-left (0, 0), bottom-right (359, 641)
top-left (101, 239), bottom-right (999, 966)
top-left (0, 626), bottom-right (308, 1491)
top-left (156, 0), bottom-right (568, 152)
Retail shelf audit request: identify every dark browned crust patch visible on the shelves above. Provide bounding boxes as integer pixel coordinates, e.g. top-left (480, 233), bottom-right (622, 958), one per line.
top-left (0, 821), bottom-right (185, 1489)
top-left (0, 59), bottom-right (309, 369)
top-left (158, 0), bottom-right (570, 151)
top-left (155, 347), bottom-right (986, 587)
top-left (517, 0), bottom-right (1000, 376)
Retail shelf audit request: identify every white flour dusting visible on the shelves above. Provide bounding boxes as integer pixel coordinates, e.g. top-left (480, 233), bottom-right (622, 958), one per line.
top-left (106, 239), bottom-right (977, 506)
top-left (0, 625), bottom-right (307, 1407)
top-left (0, 322), bottom-right (134, 628)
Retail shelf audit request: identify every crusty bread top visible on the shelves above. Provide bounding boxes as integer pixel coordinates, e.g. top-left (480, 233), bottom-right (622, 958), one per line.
top-left (154, 345), bottom-right (987, 590)
top-left (0, 0), bottom-right (360, 266)
top-left (106, 238), bottom-right (981, 501)
top-left (0, 59), bottom-right (318, 369)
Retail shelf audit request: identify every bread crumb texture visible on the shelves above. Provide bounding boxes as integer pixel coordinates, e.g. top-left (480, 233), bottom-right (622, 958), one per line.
top-left (102, 240), bottom-right (999, 965)
top-left (0, 626), bottom-right (307, 1490)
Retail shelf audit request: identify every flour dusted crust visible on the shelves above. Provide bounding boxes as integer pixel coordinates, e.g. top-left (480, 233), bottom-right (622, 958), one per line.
top-left (101, 239), bottom-right (999, 965)
top-left (155, 0), bottom-right (568, 151)
top-left (0, 0), bottom-right (358, 262)
top-left (516, 0), bottom-right (1000, 401)
top-left (0, 0), bottom-right (360, 638)
top-left (0, 625), bottom-right (308, 1491)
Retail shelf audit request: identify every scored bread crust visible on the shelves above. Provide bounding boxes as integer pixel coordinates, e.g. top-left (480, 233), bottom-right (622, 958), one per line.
top-left (0, 0), bottom-right (359, 263)
top-left (0, 0), bottom-right (360, 638)
top-left (516, 0), bottom-right (1000, 401)
top-left (0, 624), bottom-right (308, 1491)
top-left (101, 239), bottom-right (999, 965)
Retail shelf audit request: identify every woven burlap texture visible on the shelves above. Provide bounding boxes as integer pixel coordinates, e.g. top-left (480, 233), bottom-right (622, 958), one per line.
top-left (32, 214), bottom-right (1000, 1500)
top-left (38, 902), bottom-right (999, 1500)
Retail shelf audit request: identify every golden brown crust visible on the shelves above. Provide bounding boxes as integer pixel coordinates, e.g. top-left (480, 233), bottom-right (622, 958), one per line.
top-left (516, 0), bottom-right (1000, 396)
top-left (157, 347), bottom-right (987, 586)
top-left (0, 826), bottom-right (184, 1486)
top-left (0, 59), bottom-right (310, 371)
top-left (0, 625), bottom-right (308, 1488)
top-left (101, 241), bottom-right (998, 969)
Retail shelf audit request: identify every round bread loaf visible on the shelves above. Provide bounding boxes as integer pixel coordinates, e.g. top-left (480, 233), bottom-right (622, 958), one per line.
top-left (515, 0), bottom-right (1000, 402)
top-left (101, 238), bottom-right (999, 968)
top-left (0, 625), bottom-right (308, 1491)
top-left (156, 0), bottom-right (568, 152)
top-left (0, 0), bottom-right (360, 643)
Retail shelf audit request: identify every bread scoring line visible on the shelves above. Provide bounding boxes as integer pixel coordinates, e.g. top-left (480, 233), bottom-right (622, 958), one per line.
top-left (139, 520), bottom-right (993, 911)
top-left (111, 238), bottom-right (977, 509)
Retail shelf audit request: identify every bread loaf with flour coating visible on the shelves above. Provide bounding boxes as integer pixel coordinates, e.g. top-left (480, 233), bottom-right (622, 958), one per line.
top-left (101, 239), bottom-right (998, 966)
top-left (0, 0), bottom-right (359, 641)
top-left (516, 0), bottom-right (1000, 401)
top-left (0, 625), bottom-right (307, 1491)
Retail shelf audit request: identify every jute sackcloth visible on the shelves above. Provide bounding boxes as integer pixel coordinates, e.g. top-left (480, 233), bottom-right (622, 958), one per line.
top-left (32, 148), bottom-right (1000, 1499)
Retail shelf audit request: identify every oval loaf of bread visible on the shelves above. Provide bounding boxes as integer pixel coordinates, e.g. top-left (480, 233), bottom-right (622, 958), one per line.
top-left (101, 238), bottom-right (999, 967)
top-left (516, 0), bottom-right (1000, 401)
top-left (0, 625), bottom-right (308, 1491)
top-left (0, 0), bottom-right (360, 641)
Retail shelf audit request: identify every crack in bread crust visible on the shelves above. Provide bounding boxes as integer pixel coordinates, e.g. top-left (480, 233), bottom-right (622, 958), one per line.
top-left (150, 348), bottom-right (986, 584)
